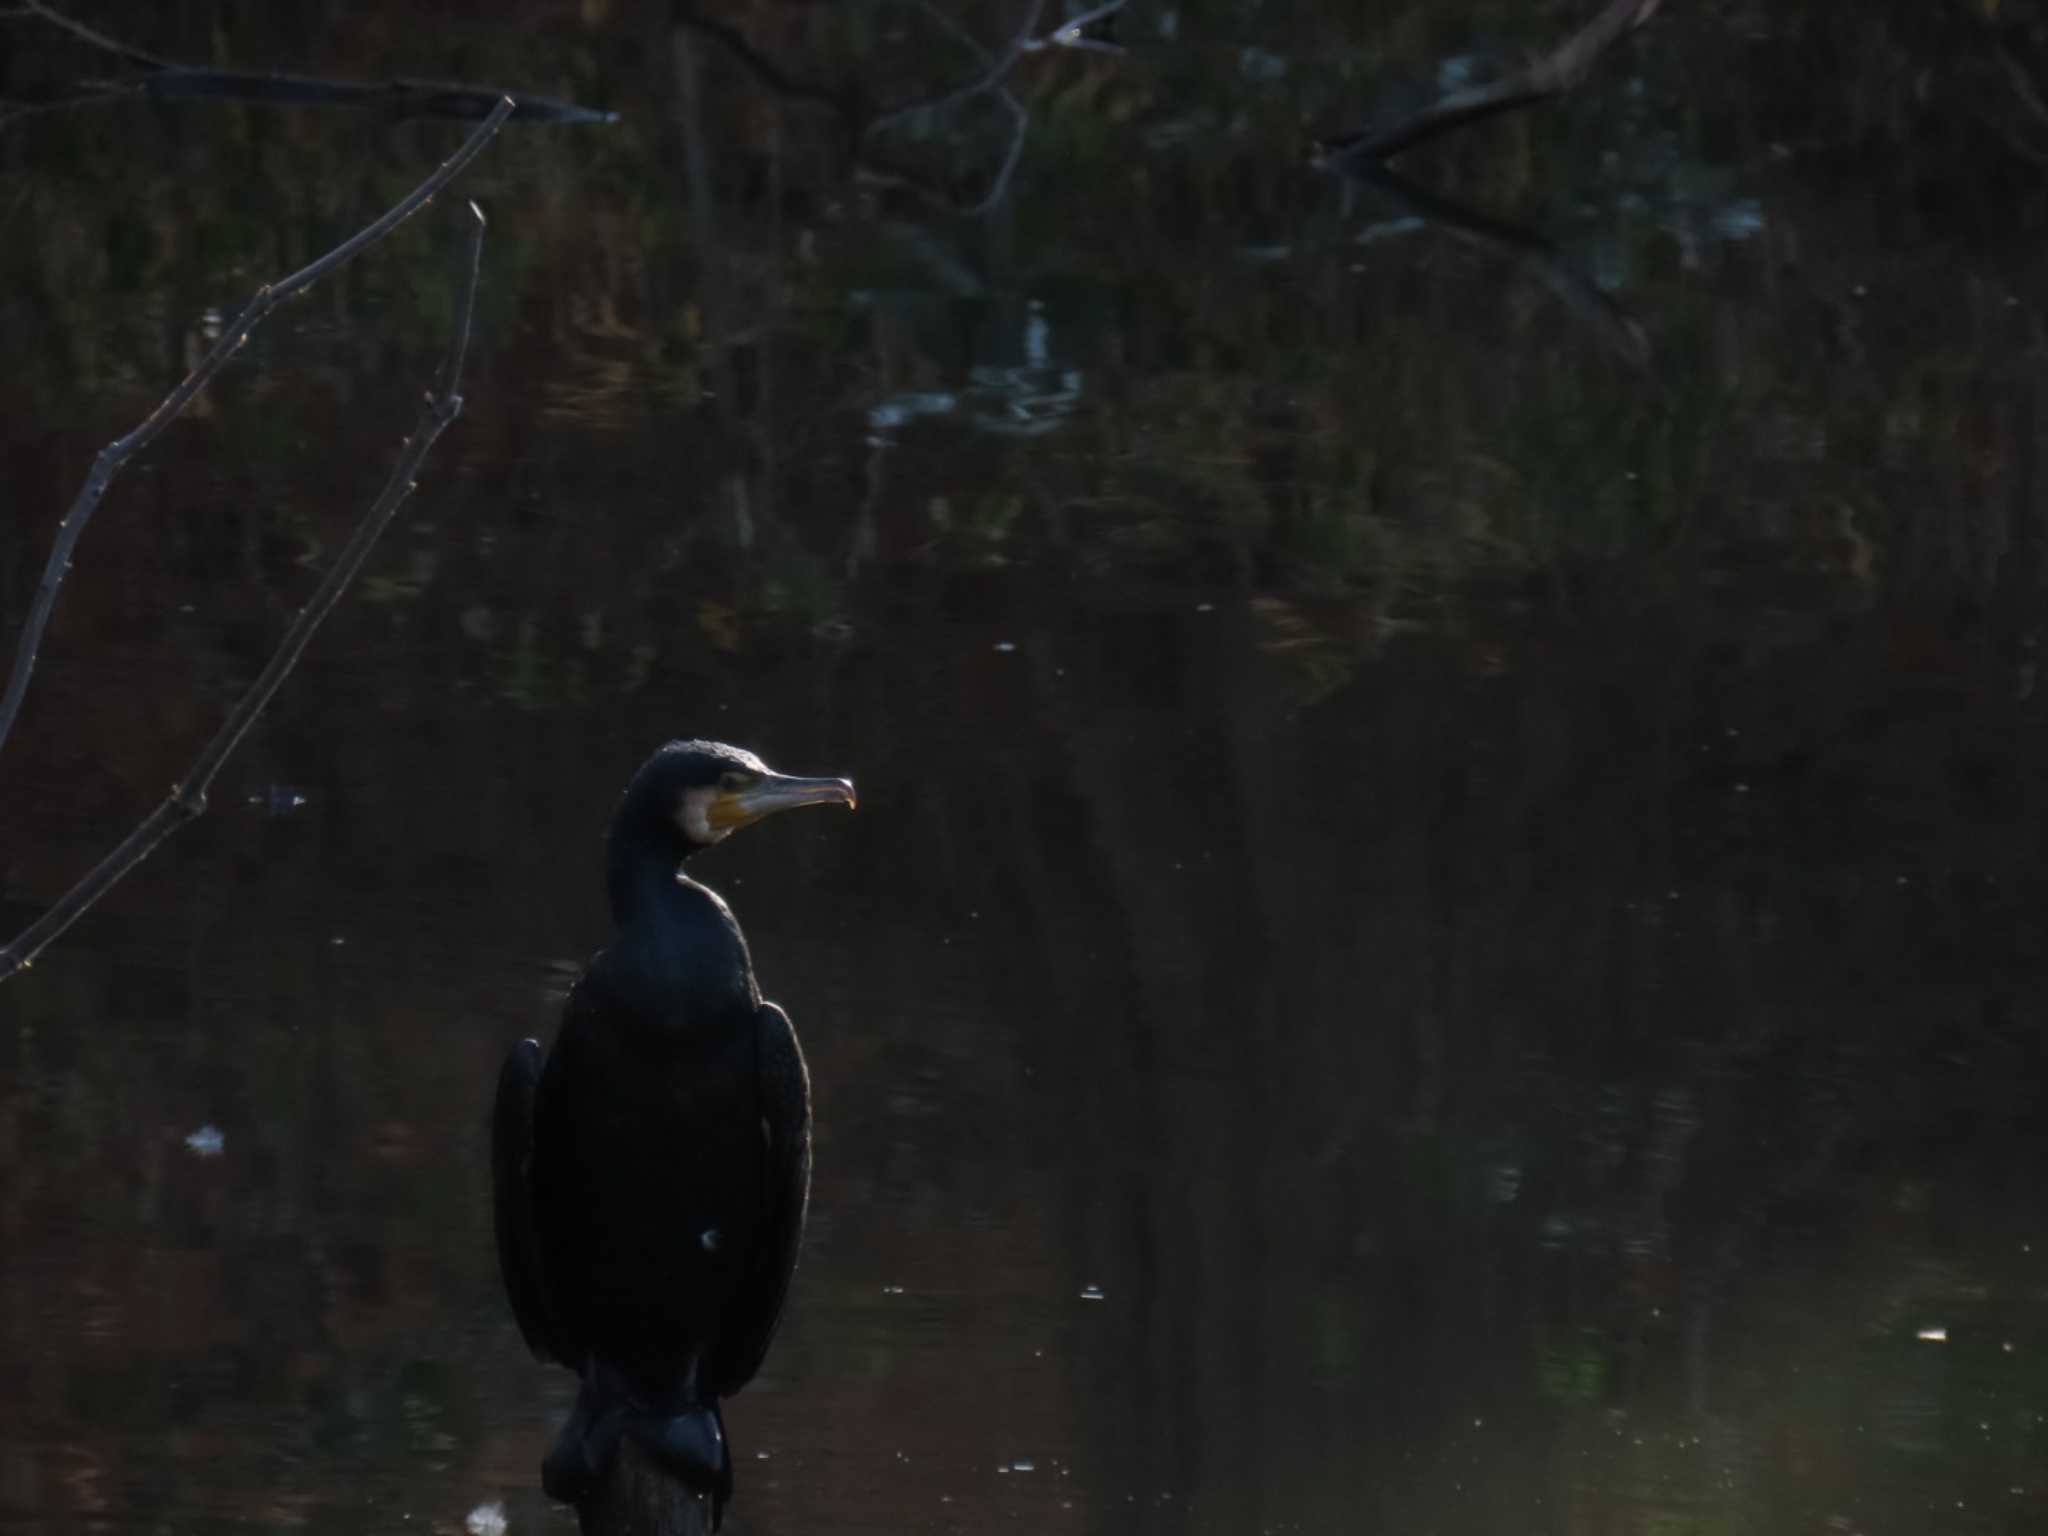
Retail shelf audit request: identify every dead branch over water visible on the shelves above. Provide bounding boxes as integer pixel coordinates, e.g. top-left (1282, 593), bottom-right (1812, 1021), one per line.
top-left (0, 100), bottom-right (510, 982)
top-left (0, 98), bottom-right (511, 756)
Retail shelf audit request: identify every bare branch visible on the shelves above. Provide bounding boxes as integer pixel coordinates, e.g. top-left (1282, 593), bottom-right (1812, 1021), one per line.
top-left (1320, 0), bottom-right (1663, 165)
top-left (0, 200), bottom-right (493, 982)
top-left (0, 96), bottom-right (514, 756)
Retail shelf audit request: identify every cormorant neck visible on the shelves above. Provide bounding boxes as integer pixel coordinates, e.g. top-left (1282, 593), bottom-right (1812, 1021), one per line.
top-left (601, 832), bottom-right (755, 1017)
top-left (607, 832), bottom-right (693, 930)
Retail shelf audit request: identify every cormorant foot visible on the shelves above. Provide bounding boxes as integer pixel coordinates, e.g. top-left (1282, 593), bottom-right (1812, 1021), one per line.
top-left (540, 1371), bottom-right (732, 1529)
top-left (540, 1377), bottom-right (627, 1504)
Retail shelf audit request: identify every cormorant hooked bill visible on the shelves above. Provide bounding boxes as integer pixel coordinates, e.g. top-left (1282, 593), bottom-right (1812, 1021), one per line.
top-left (493, 740), bottom-right (855, 1526)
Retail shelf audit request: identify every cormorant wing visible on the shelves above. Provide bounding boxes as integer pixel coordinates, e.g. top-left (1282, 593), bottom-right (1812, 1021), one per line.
top-left (708, 1000), bottom-right (813, 1397)
top-left (492, 1035), bottom-right (559, 1363)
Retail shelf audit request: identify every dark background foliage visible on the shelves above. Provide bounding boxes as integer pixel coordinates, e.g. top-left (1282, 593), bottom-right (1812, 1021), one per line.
top-left (4, 2), bottom-right (2047, 1532)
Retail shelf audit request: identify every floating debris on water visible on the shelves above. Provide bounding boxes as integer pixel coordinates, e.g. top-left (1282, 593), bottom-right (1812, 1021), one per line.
top-left (1012, 1458), bottom-right (1036, 1473)
top-left (866, 390), bottom-right (958, 443)
top-left (465, 1501), bottom-right (507, 1536)
top-left (1916, 1325), bottom-right (1948, 1343)
top-left (248, 785), bottom-right (308, 815)
top-left (184, 1125), bottom-right (225, 1158)
top-left (1079, 1284), bottom-right (1105, 1301)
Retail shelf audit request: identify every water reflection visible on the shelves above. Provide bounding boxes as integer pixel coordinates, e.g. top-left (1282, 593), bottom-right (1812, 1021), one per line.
top-left (5, 2), bottom-right (2048, 1534)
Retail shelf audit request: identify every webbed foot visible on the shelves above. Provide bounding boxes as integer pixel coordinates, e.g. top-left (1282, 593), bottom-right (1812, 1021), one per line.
top-left (540, 1367), bottom-right (732, 1529)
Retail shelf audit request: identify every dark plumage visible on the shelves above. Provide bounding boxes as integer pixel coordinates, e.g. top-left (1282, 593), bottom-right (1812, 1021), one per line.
top-left (493, 740), bottom-right (855, 1526)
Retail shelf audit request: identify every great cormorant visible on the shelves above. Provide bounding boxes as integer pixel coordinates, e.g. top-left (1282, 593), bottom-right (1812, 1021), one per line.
top-left (492, 740), bottom-right (855, 1526)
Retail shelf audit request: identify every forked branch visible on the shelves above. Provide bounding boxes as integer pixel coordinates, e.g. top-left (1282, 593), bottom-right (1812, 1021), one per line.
top-left (0, 123), bottom-right (503, 982)
top-left (0, 96), bottom-right (513, 756)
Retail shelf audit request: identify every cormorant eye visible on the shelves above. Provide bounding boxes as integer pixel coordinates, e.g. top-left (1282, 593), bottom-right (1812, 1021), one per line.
top-left (719, 770), bottom-right (751, 793)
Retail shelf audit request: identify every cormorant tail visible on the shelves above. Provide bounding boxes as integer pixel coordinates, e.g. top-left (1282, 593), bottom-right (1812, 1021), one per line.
top-left (541, 1367), bottom-right (732, 1530)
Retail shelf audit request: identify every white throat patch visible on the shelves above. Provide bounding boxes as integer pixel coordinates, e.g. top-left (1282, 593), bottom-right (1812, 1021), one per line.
top-left (679, 786), bottom-right (731, 846)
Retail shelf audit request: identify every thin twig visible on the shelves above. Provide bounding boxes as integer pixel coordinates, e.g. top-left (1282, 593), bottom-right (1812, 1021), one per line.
top-left (13, 0), bottom-right (172, 71)
top-left (1320, 0), bottom-right (1662, 165)
top-left (138, 70), bottom-right (613, 125)
top-left (0, 200), bottom-right (492, 982)
top-left (0, 95), bottom-right (513, 756)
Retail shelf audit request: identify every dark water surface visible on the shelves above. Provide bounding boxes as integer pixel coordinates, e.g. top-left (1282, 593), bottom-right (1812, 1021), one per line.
top-left (5, 2), bottom-right (2048, 1532)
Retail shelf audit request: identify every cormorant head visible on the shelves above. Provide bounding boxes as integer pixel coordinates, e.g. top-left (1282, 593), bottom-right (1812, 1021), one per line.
top-left (613, 739), bottom-right (857, 865)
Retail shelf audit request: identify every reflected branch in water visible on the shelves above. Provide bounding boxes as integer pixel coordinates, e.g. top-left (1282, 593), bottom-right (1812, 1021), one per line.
top-left (862, 0), bottom-right (1046, 215)
top-left (667, 1), bottom-right (855, 119)
top-left (1338, 161), bottom-right (1655, 379)
top-left (965, 85), bottom-right (1030, 217)
top-left (0, 120), bottom-right (503, 981)
top-left (674, 0), bottom-right (1105, 217)
top-left (868, 0), bottom-right (1045, 129)
top-left (1988, 36), bottom-right (2048, 163)
top-left (1320, 0), bottom-right (1663, 164)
